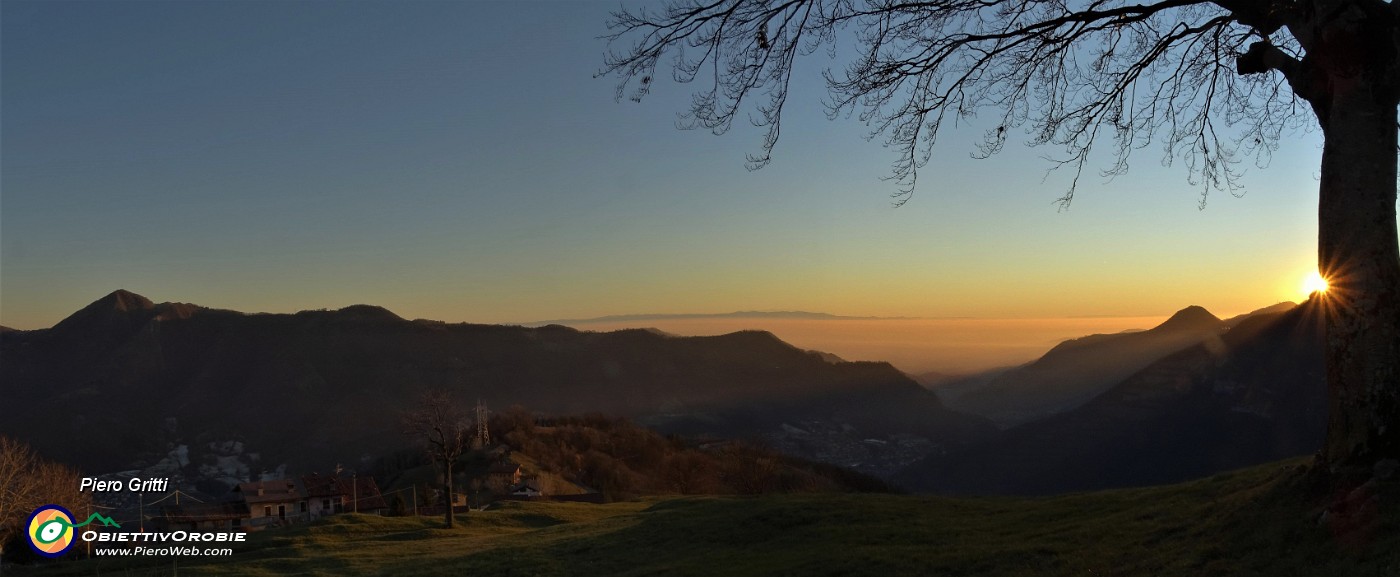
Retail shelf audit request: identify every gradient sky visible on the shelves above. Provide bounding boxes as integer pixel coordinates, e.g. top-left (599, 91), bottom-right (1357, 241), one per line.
top-left (2, 0), bottom-right (1333, 330)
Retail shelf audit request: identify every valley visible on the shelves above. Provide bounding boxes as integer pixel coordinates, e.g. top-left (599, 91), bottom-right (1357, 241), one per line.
top-left (0, 290), bottom-right (1328, 499)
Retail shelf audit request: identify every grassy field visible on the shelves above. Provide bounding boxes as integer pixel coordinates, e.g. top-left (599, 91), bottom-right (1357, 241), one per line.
top-left (12, 458), bottom-right (1398, 576)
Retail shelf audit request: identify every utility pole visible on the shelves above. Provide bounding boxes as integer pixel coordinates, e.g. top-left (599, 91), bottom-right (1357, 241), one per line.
top-left (411, 485), bottom-right (417, 517)
top-left (352, 474), bottom-right (358, 514)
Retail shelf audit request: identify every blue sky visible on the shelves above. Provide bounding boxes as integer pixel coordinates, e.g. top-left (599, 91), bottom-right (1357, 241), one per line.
top-left (2, 0), bottom-right (1328, 329)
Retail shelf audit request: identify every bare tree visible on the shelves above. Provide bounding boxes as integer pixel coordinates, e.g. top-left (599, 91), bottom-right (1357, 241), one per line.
top-left (0, 436), bottom-right (42, 556)
top-left (0, 437), bottom-right (91, 560)
top-left (600, 0), bottom-right (1399, 479)
top-left (402, 389), bottom-right (468, 528)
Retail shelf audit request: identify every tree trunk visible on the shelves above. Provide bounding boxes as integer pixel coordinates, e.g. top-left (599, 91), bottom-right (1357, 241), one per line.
top-left (1316, 78), bottom-right (1400, 476)
top-left (444, 459), bottom-right (455, 528)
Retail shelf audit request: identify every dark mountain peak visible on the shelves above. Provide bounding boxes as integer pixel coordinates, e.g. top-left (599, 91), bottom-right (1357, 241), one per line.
top-left (52, 290), bottom-right (157, 331)
top-left (535, 323), bottom-right (582, 333)
top-left (97, 289), bottom-right (156, 312)
top-left (951, 304), bottom-right (1230, 427)
top-left (1155, 305), bottom-right (1222, 332)
top-left (334, 304), bottom-right (403, 322)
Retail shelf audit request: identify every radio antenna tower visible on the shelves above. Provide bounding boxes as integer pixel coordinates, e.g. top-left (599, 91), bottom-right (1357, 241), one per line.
top-left (474, 399), bottom-right (490, 448)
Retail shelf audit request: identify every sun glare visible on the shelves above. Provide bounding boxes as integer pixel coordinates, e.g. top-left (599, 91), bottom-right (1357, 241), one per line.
top-left (1303, 271), bottom-right (1329, 296)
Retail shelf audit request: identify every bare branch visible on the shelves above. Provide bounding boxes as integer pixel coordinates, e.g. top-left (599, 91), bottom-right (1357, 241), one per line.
top-left (601, 0), bottom-right (1319, 207)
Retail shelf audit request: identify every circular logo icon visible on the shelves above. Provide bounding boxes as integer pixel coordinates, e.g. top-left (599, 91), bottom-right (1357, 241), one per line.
top-left (27, 505), bottom-right (77, 558)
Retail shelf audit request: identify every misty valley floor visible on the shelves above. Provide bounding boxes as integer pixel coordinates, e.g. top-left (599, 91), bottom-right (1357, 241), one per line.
top-left (14, 458), bottom-right (1397, 577)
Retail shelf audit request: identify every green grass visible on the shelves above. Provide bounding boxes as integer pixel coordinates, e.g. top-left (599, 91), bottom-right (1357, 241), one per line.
top-left (14, 458), bottom-right (1398, 576)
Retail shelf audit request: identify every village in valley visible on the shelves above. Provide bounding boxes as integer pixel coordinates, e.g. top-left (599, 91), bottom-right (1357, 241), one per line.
top-left (94, 405), bottom-right (602, 535)
top-left (153, 456), bottom-right (561, 534)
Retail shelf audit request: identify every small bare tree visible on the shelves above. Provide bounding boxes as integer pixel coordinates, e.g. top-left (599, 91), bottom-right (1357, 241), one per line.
top-left (402, 389), bottom-right (468, 528)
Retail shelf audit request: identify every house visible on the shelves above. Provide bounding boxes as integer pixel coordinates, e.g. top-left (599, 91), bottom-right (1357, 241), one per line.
top-left (338, 475), bottom-right (388, 515)
top-left (154, 502), bottom-right (250, 532)
top-left (234, 479), bottom-right (306, 527)
top-left (299, 473), bottom-right (388, 516)
top-left (486, 462), bottom-right (522, 493)
top-left (508, 478), bottom-right (543, 499)
top-left (300, 473), bottom-right (344, 519)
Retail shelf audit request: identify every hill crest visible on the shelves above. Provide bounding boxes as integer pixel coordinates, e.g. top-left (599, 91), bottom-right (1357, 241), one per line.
top-left (1155, 305), bottom-right (1223, 331)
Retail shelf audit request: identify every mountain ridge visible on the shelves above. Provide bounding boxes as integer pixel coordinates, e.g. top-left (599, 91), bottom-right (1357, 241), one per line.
top-left (898, 298), bottom-right (1325, 494)
top-left (941, 304), bottom-right (1233, 427)
top-left (522, 310), bottom-right (916, 326)
top-left (0, 291), bottom-right (994, 484)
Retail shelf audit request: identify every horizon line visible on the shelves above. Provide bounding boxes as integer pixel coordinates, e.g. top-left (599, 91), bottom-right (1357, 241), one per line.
top-left (2, 289), bottom-right (1293, 331)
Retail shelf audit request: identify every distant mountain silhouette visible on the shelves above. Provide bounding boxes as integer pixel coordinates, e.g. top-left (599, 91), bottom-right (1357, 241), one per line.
top-left (1156, 305), bottom-right (1224, 330)
top-left (897, 298), bottom-right (1325, 494)
top-left (524, 311), bottom-right (909, 326)
top-left (909, 370), bottom-right (964, 389)
top-left (0, 291), bottom-right (992, 481)
top-left (50, 288), bottom-right (155, 331)
top-left (1222, 301), bottom-right (1296, 327)
top-left (942, 305), bottom-right (1233, 427)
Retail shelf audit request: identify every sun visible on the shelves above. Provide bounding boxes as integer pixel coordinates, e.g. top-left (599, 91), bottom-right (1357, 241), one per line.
top-left (1302, 270), bottom-right (1329, 296)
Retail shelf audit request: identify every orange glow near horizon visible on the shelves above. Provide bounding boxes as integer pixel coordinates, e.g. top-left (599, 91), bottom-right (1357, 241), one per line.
top-left (1303, 270), bottom-right (1329, 297)
top-left (560, 316), bottom-right (1171, 374)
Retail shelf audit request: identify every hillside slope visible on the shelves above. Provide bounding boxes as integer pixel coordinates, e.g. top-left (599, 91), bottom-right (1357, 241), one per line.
top-left (899, 298), bottom-right (1326, 495)
top-left (378, 413), bottom-right (895, 502)
top-left (945, 305), bottom-right (1234, 427)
